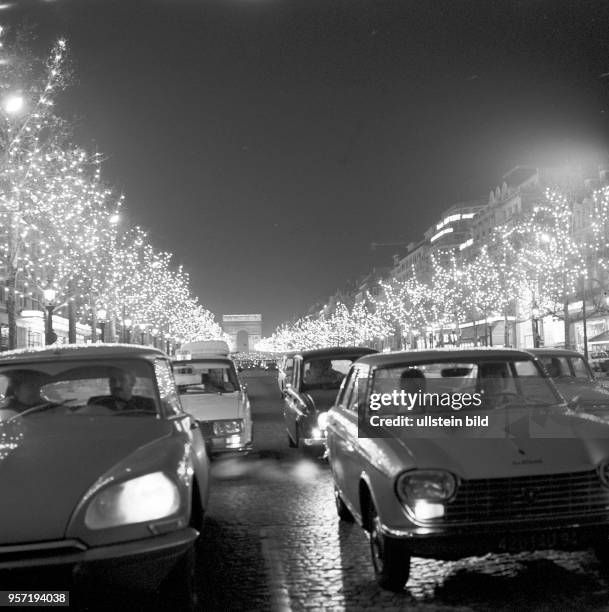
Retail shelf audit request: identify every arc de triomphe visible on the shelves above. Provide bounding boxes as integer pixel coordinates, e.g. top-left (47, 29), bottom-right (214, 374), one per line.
top-left (222, 314), bottom-right (262, 353)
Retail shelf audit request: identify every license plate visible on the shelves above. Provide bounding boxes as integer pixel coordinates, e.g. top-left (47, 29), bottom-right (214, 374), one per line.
top-left (498, 530), bottom-right (579, 552)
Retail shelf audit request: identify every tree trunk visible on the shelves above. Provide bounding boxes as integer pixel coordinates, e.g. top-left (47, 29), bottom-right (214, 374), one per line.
top-left (563, 301), bottom-right (570, 349)
top-left (6, 267), bottom-right (17, 350)
top-left (68, 300), bottom-right (77, 344)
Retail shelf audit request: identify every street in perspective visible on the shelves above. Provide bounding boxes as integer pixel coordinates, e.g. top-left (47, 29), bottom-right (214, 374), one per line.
top-left (193, 367), bottom-right (609, 612)
top-left (3, 1), bottom-right (609, 611)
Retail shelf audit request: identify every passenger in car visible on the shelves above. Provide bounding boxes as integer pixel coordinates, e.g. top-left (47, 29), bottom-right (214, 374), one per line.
top-left (399, 369), bottom-right (426, 413)
top-left (478, 362), bottom-right (511, 405)
top-left (0, 371), bottom-right (50, 415)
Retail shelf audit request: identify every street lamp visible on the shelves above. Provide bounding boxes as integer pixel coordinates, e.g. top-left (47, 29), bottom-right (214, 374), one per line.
top-left (97, 308), bottom-right (107, 342)
top-left (42, 287), bottom-right (58, 345)
top-left (151, 328), bottom-right (159, 348)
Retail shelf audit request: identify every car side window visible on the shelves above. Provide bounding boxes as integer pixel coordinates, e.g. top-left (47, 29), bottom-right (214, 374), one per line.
top-left (336, 368), bottom-right (356, 406)
top-left (292, 358), bottom-right (301, 388)
top-left (284, 358), bottom-right (294, 383)
top-left (154, 359), bottom-right (182, 417)
top-left (347, 367), bottom-right (368, 412)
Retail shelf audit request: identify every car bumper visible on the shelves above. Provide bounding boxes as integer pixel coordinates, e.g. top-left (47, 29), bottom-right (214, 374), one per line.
top-left (380, 519), bottom-right (609, 560)
top-left (207, 435), bottom-right (253, 455)
top-left (0, 527), bottom-right (198, 591)
top-left (302, 434), bottom-right (327, 446)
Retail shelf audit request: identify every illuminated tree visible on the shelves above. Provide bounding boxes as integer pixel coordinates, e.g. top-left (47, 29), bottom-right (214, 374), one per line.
top-left (0, 35), bottom-right (71, 347)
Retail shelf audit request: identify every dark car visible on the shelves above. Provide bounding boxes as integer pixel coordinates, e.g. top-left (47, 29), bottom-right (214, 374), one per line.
top-left (528, 348), bottom-right (609, 417)
top-left (0, 344), bottom-right (210, 606)
top-left (283, 346), bottom-right (377, 454)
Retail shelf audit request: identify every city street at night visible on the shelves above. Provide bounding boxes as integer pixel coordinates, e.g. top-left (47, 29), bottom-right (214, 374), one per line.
top-left (4, 2), bottom-right (609, 610)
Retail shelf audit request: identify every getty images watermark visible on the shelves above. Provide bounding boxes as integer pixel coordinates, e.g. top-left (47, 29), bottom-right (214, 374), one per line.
top-left (355, 381), bottom-right (586, 439)
top-left (367, 389), bottom-right (488, 428)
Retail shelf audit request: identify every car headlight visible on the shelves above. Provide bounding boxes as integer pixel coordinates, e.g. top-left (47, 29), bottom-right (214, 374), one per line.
top-left (84, 472), bottom-right (180, 530)
top-left (396, 470), bottom-right (457, 503)
top-left (213, 419), bottom-right (243, 436)
top-left (317, 411), bottom-right (329, 430)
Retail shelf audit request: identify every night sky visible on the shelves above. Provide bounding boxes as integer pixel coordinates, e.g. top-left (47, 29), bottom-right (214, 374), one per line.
top-left (4, 0), bottom-right (609, 335)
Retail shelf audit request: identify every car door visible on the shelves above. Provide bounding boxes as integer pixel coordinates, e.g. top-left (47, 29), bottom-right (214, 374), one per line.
top-left (283, 356), bottom-right (300, 441)
top-left (329, 365), bottom-right (368, 513)
top-left (235, 365), bottom-right (253, 444)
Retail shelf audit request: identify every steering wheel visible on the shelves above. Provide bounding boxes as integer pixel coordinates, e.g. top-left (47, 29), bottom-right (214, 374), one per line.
top-left (73, 403), bottom-right (114, 415)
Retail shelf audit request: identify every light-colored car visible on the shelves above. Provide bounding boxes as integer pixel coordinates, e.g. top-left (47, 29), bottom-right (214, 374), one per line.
top-left (0, 344), bottom-right (210, 605)
top-left (174, 341), bottom-right (252, 456)
top-left (327, 348), bottom-right (609, 591)
top-left (529, 348), bottom-right (609, 417)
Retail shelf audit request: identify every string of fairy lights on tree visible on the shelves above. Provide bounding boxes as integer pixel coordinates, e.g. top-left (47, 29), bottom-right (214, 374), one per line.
top-left (262, 183), bottom-right (609, 350)
top-left (0, 33), bottom-right (222, 348)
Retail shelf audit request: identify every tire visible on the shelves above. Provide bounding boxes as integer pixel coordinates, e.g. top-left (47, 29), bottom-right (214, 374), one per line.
top-left (334, 486), bottom-right (355, 522)
top-left (368, 505), bottom-right (411, 591)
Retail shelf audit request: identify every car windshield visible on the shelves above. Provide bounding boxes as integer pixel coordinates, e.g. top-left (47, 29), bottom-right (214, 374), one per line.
top-left (0, 359), bottom-right (160, 419)
top-left (174, 359), bottom-right (239, 394)
top-left (369, 356), bottom-right (562, 414)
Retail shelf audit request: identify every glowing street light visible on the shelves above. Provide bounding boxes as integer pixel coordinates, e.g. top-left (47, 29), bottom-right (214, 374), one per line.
top-left (42, 287), bottom-right (58, 345)
top-left (3, 94), bottom-right (24, 115)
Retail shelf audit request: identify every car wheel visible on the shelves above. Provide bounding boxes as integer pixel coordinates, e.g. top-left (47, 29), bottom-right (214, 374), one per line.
top-left (368, 505), bottom-right (411, 591)
top-left (334, 486), bottom-right (355, 522)
top-left (156, 546), bottom-right (197, 611)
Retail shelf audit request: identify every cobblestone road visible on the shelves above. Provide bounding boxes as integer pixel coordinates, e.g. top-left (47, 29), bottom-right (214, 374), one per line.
top-left (194, 370), bottom-right (609, 612)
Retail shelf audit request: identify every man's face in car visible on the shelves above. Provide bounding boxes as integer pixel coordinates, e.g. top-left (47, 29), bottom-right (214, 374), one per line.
top-left (109, 372), bottom-right (135, 401)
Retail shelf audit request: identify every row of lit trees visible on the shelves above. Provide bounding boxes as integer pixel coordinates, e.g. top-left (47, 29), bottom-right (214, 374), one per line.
top-left (262, 184), bottom-right (609, 352)
top-left (0, 33), bottom-right (223, 348)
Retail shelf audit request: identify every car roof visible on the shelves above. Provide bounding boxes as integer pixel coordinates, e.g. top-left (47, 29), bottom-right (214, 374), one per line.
top-left (527, 348), bottom-right (585, 358)
top-left (294, 346), bottom-right (379, 359)
top-left (0, 343), bottom-right (167, 365)
top-left (354, 347), bottom-right (538, 367)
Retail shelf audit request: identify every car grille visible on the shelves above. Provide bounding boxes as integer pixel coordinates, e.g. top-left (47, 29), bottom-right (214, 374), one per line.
top-left (198, 421), bottom-right (214, 438)
top-left (445, 470), bottom-right (609, 524)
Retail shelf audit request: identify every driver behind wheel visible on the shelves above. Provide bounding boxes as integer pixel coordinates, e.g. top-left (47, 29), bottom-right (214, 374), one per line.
top-left (88, 368), bottom-right (156, 412)
top-left (304, 359), bottom-right (343, 387)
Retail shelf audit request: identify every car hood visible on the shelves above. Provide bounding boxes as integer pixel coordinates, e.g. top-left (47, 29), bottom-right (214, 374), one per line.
top-left (180, 391), bottom-right (240, 421)
top-left (389, 409), bottom-right (609, 479)
top-left (0, 415), bottom-right (173, 544)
